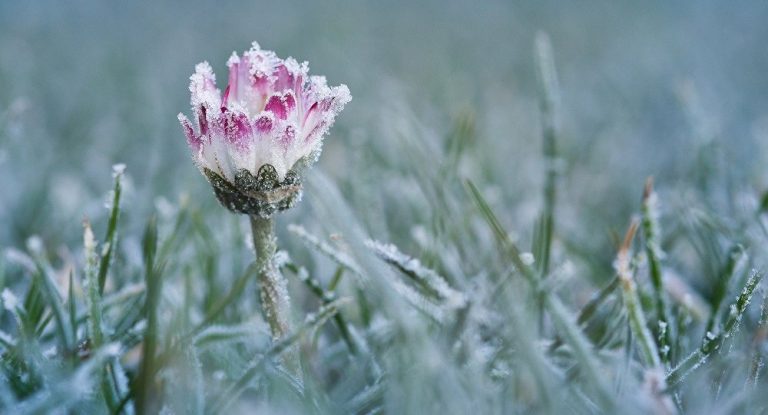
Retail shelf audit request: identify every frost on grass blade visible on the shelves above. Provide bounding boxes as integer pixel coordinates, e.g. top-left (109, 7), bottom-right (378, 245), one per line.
top-left (287, 224), bottom-right (364, 277)
top-left (98, 163), bottom-right (125, 294)
top-left (666, 269), bottom-right (764, 387)
top-left (194, 323), bottom-right (269, 349)
top-left (212, 300), bottom-right (343, 414)
top-left (615, 219), bottom-right (661, 369)
top-left (365, 239), bottom-right (467, 309)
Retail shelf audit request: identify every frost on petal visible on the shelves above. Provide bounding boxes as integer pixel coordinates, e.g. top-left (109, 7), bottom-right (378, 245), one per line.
top-left (264, 94), bottom-right (289, 120)
top-left (218, 109), bottom-right (252, 150)
top-left (226, 51), bottom-right (252, 106)
top-left (254, 112), bottom-right (275, 133)
top-left (180, 41), bottom-right (350, 195)
top-left (245, 43), bottom-right (279, 81)
top-left (273, 63), bottom-right (295, 92)
top-left (301, 83), bottom-right (351, 145)
top-left (195, 105), bottom-right (210, 136)
top-left (278, 124), bottom-right (297, 149)
top-left (178, 113), bottom-right (202, 150)
top-left (283, 91), bottom-right (296, 113)
top-left (274, 57), bottom-right (305, 93)
top-left (189, 61), bottom-right (220, 108)
top-left (221, 85), bottom-right (231, 108)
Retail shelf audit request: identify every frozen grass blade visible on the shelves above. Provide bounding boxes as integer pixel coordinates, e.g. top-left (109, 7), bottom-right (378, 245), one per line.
top-left (748, 290), bottom-right (767, 386)
top-left (641, 178), bottom-right (672, 365)
top-left (550, 276), bottom-right (620, 351)
top-left (288, 224), bottom-right (449, 323)
top-left (283, 262), bottom-right (357, 354)
top-left (188, 264), bottom-right (254, 338)
top-left (134, 215), bottom-right (163, 414)
top-left (193, 323), bottom-right (263, 348)
top-left (74, 282), bottom-right (144, 325)
top-left (30, 257), bottom-right (74, 354)
top-left (534, 32), bottom-right (561, 278)
top-left (84, 220), bottom-right (124, 412)
top-left (465, 179), bottom-right (614, 407)
top-left (464, 180), bottom-right (536, 284)
top-left (97, 164), bottom-right (124, 294)
top-left (66, 270), bottom-right (77, 350)
top-left (706, 244), bottom-right (746, 334)
top-left (83, 221), bottom-right (104, 348)
top-left (13, 343), bottom-right (121, 415)
top-left (666, 269), bottom-right (764, 388)
top-left (211, 300), bottom-right (343, 414)
top-left (287, 224), bottom-right (364, 277)
top-left (365, 239), bottom-right (466, 309)
top-left (616, 218), bottom-right (661, 369)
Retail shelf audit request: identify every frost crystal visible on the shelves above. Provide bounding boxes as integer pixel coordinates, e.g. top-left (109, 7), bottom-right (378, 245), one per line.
top-left (520, 252), bottom-right (535, 266)
top-left (111, 163), bottom-right (126, 177)
top-left (1, 288), bottom-right (18, 311)
top-left (178, 42), bottom-right (351, 215)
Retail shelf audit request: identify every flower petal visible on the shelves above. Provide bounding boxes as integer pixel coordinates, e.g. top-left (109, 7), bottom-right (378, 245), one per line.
top-left (178, 113), bottom-right (201, 151)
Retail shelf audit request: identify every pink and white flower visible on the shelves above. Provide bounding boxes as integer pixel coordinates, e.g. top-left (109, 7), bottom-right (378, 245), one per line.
top-left (178, 42), bottom-right (351, 184)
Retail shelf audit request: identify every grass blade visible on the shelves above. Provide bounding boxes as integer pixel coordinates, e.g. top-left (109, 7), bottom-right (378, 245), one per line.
top-left (211, 300), bottom-right (343, 414)
top-left (134, 216), bottom-right (163, 414)
top-left (534, 31), bottom-right (561, 278)
top-left (98, 164), bottom-right (125, 294)
top-left (666, 269), bottom-right (764, 387)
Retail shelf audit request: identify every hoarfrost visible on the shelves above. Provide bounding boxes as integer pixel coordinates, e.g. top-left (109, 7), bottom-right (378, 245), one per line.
top-left (1, 289), bottom-right (18, 311)
top-left (365, 238), bottom-right (467, 310)
top-left (111, 163), bottom-right (126, 177)
top-left (521, 252), bottom-right (535, 266)
top-left (4, 248), bottom-right (36, 272)
top-left (104, 190), bottom-right (116, 210)
top-left (26, 235), bottom-right (43, 256)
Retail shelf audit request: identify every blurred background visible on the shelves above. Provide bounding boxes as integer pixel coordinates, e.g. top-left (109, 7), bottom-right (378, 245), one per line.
top-left (2, 0), bottom-right (767, 249)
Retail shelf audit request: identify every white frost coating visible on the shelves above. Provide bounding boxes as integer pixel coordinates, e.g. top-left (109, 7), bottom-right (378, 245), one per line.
top-left (287, 224), bottom-right (364, 277)
top-left (42, 345), bottom-right (58, 358)
top-left (705, 331), bottom-right (716, 341)
top-left (26, 235), bottom-right (43, 255)
top-left (365, 239), bottom-right (467, 310)
top-left (520, 252), bottom-right (535, 266)
top-left (180, 42), bottom-right (351, 182)
top-left (104, 190), bottom-right (116, 210)
top-left (2, 288), bottom-right (18, 311)
top-left (273, 250), bottom-right (290, 268)
top-left (389, 278), bottom-right (447, 323)
top-left (111, 163), bottom-right (126, 177)
top-left (4, 247), bottom-right (36, 272)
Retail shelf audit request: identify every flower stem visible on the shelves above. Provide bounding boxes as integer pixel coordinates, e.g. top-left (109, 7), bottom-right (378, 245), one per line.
top-left (249, 215), bottom-right (300, 373)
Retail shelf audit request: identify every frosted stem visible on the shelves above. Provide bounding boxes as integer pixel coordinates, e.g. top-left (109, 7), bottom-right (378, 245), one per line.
top-left (250, 215), bottom-right (300, 375)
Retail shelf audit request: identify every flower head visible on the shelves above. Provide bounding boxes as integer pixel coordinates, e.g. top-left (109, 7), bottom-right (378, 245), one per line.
top-left (179, 42), bottom-right (351, 216)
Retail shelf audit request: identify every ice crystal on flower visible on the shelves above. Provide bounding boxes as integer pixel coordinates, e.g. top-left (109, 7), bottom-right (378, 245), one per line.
top-left (181, 44), bottom-right (349, 181)
top-left (179, 42), bottom-right (350, 216)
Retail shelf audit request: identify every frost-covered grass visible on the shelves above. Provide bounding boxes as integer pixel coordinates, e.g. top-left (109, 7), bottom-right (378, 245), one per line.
top-left (2, 1), bottom-right (768, 414)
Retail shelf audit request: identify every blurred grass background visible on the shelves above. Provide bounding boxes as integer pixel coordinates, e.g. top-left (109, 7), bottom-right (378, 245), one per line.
top-left (3, 0), bottom-right (767, 248)
top-left (2, 1), bottom-right (768, 413)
